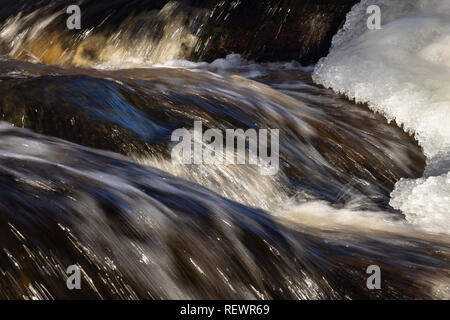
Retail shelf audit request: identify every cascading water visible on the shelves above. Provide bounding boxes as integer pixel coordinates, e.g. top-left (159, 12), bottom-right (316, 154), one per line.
top-left (0, 0), bottom-right (448, 300)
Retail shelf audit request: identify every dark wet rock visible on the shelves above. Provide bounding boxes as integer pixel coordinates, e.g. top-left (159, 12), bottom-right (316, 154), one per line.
top-left (0, 0), bottom-right (359, 66)
top-left (0, 74), bottom-right (171, 156)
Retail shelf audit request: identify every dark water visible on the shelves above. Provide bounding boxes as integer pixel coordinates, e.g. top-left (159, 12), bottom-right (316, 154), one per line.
top-left (0, 0), bottom-right (449, 299)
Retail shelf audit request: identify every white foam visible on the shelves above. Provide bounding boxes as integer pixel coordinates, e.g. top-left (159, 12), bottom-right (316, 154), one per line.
top-left (134, 155), bottom-right (288, 211)
top-left (313, 0), bottom-right (450, 234)
top-left (97, 53), bottom-right (314, 81)
top-left (274, 200), bottom-right (414, 235)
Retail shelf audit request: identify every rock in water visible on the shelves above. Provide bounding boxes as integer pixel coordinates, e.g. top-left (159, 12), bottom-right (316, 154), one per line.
top-left (193, 0), bottom-right (360, 64)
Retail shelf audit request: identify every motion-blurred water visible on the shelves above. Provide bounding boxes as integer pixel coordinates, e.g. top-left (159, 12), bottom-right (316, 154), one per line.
top-left (0, 0), bottom-right (448, 299)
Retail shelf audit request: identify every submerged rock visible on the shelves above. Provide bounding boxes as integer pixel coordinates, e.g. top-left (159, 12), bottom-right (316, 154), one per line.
top-left (0, 124), bottom-right (447, 299)
top-left (193, 0), bottom-right (360, 64)
top-left (0, 59), bottom-right (426, 208)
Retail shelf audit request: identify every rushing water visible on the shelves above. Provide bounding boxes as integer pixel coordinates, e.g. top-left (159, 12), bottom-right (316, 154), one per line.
top-left (0, 0), bottom-right (449, 299)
